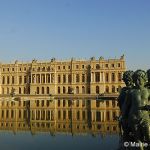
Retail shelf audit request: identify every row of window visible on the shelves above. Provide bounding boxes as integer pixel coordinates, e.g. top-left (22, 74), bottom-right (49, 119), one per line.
top-left (0, 109), bottom-right (118, 122)
top-left (96, 100), bottom-right (118, 108)
top-left (96, 85), bottom-right (121, 94)
top-left (35, 99), bottom-right (87, 107)
top-left (57, 85), bottom-right (121, 94)
top-left (1, 84), bottom-right (121, 95)
top-left (2, 66), bottom-right (52, 72)
top-left (105, 72), bottom-right (122, 82)
top-left (57, 86), bottom-right (86, 94)
top-left (2, 62), bottom-right (123, 73)
top-left (96, 111), bottom-right (117, 122)
top-left (57, 72), bottom-right (122, 83)
top-left (0, 122), bottom-right (118, 133)
top-left (34, 99), bottom-right (117, 108)
top-left (31, 110), bottom-right (118, 122)
top-left (1, 72), bottom-right (122, 85)
top-left (1, 101), bottom-right (27, 107)
top-left (57, 63), bottom-right (122, 70)
top-left (0, 99), bottom-right (117, 110)
top-left (2, 76), bottom-right (30, 84)
top-left (1, 87), bottom-right (30, 95)
top-left (2, 67), bottom-right (29, 72)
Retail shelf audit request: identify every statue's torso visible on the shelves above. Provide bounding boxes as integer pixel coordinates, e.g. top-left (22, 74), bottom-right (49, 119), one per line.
top-left (129, 87), bottom-right (149, 120)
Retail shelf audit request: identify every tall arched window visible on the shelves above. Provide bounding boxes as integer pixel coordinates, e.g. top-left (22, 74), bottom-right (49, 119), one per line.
top-left (68, 74), bottom-right (71, 83)
top-left (7, 76), bottom-right (10, 84)
top-left (19, 87), bottom-right (21, 94)
top-left (106, 111), bottom-right (110, 121)
top-left (112, 86), bottom-right (115, 93)
top-left (118, 73), bottom-right (122, 82)
top-left (24, 87), bottom-right (26, 94)
top-left (105, 73), bottom-right (109, 82)
top-left (37, 87), bottom-right (39, 94)
top-left (47, 74), bottom-right (50, 83)
top-left (95, 72), bottom-right (100, 82)
top-left (96, 86), bottom-right (99, 94)
top-left (12, 76), bottom-right (14, 84)
top-left (2, 76), bottom-right (5, 84)
top-left (112, 73), bottom-right (115, 82)
top-left (76, 74), bottom-right (80, 82)
top-left (28, 87), bottom-right (30, 94)
top-left (63, 87), bottom-right (66, 94)
top-left (58, 87), bottom-right (60, 94)
top-left (82, 74), bottom-right (85, 82)
top-left (82, 86), bottom-right (85, 94)
top-left (47, 87), bottom-right (50, 94)
top-left (76, 86), bottom-right (79, 94)
top-left (58, 75), bottom-right (61, 83)
top-left (42, 87), bottom-right (44, 94)
top-left (63, 75), bottom-right (66, 83)
top-left (106, 86), bottom-right (109, 93)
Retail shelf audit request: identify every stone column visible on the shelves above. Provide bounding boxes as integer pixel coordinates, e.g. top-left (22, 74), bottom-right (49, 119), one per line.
top-left (40, 74), bottom-right (41, 84)
top-left (50, 74), bottom-right (51, 83)
top-left (103, 111), bottom-right (106, 121)
top-left (45, 110), bottom-right (46, 120)
top-left (109, 73), bottom-right (111, 83)
top-left (103, 72), bottom-right (105, 83)
top-left (80, 74), bottom-right (82, 83)
top-left (35, 74), bottom-right (37, 84)
top-left (34, 74), bottom-right (36, 83)
top-left (74, 74), bottom-right (76, 83)
top-left (93, 72), bottom-right (95, 83)
top-left (66, 74), bottom-right (68, 83)
top-left (31, 74), bottom-right (32, 84)
top-left (40, 110), bottom-right (41, 120)
top-left (91, 72), bottom-right (93, 82)
top-left (45, 74), bottom-right (47, 83)
top-left (100, 72), bottom-right (101, 82)
top-left (115, 72), bottom-right (117, 83)
top-left (44, 73), bottom-right (46, 83)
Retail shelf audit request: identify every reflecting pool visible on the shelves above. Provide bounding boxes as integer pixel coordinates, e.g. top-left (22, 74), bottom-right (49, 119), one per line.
top-left (0, 98), bottom-right (120, 150)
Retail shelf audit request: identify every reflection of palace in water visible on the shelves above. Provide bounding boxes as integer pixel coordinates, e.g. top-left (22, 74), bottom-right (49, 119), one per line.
top-left (0, 98), bottom-right (119, 136)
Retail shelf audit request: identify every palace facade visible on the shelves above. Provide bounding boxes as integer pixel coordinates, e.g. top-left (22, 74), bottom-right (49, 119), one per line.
top-left (0, 55), bottom-right (126, 95)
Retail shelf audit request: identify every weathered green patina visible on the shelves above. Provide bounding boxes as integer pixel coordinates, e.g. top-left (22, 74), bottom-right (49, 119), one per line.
top-left (118, 69), bottom-right (150, 150)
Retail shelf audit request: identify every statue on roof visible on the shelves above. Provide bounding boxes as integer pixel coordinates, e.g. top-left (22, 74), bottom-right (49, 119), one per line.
top-left (120, 54), bottom-right (125, 60)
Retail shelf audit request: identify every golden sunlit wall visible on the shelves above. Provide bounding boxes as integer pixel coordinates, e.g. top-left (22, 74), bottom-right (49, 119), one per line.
top-left (0, 56), bottom-right (126, 95)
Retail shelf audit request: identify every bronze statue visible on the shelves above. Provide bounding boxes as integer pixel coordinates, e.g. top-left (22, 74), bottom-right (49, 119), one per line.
top-left (118, 70), bottom-right (134, 111)
top-left (117, 71), bottom-right (134, 142)
top-left (131, 70), bottom-right (149, 141)
top-left (123, 70), bottom-right (150, 147)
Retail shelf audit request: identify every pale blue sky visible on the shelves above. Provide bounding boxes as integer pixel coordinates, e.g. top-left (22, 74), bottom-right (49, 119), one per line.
top-left (0, 0), bottom-right (150, 70)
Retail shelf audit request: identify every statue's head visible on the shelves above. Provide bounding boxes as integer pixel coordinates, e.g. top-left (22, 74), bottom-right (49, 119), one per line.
top-left (132, 70), bottom-right (147, 87)
top-left (147, 69), bottom-right (150, 82)
top-left (122, 70), bottom-right (134, 87)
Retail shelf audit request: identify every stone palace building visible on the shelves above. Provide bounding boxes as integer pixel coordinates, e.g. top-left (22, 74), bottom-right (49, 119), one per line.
top-left (0, 55), bottom-right (126, 95)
